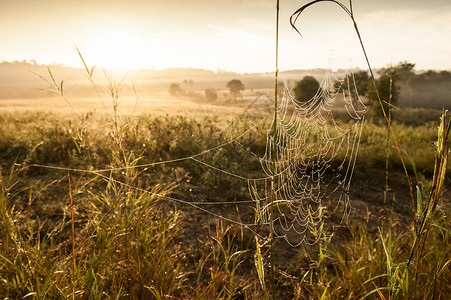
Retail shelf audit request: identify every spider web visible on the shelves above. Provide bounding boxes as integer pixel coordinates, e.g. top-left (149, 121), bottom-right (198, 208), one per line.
top-left (31, 65), bottom-right (368, 248)
top-left (249, 69), bottom-right (367, 246)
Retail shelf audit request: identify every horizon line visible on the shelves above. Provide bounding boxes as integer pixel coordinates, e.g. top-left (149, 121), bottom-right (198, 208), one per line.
top-left (2, 59), bottom-right (450, 74)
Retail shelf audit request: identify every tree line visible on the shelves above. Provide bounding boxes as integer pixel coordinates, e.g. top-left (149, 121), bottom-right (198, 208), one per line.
top-left (292, 61), bottom-right (451, 113)
top-left (169, 79), bottom-right (245, 102)
top-left (168, 62), bottom-right (450, 110)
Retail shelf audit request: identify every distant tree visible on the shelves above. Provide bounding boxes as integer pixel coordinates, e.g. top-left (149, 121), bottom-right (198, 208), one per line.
top-left (413, 70), bottom-right (451, 85)
top-left (366, 72), bottom-right (399, 118)
top-left (293, 76), bottom-right (320, 102)
top-left (402, 69), bottom-right (451, 108)
top-left (169, 83), bottom-right (185, 97)
top-left (226, 79), bottom-right (245, 101)
top-left (183, 79), bottom-right (194, 90)
top-left (204, 88), bottom-right (218, 101)
top-left (382, 61), bottom-right (415, 81)
top-left (342, 70), bottom-right (370, 98)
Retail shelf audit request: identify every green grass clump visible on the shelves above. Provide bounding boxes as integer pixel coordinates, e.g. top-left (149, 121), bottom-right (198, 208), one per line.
top-left (0, 161), bottom-right (182, 298)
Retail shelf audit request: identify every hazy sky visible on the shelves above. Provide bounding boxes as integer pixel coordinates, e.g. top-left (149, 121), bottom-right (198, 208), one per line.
top-left (1, 0), bottom-right (450, 73)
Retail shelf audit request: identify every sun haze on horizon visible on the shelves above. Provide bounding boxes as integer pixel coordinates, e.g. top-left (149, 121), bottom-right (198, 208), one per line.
top-left (1, 0), bottom-right (451, 73)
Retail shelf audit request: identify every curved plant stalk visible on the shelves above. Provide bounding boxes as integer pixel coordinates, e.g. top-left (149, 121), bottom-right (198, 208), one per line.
top-left (289, 2), bottom-right (451, 297)
top-left (290, 0), bottom-right (416, 222)
top-left (31, 67), bottom-right (79, 118)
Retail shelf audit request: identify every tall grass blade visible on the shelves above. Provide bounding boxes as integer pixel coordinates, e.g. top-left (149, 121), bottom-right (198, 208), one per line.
top-left (254, 237), bottom-right (266, 292)
top-left (320, 286), bottom-right (328, 300)
top-left (69, 175), bottom-right (76, 300)
top-left (416, 185), bottom-right (422, 219)
top-left (269, 1), bottom-right (280, 298)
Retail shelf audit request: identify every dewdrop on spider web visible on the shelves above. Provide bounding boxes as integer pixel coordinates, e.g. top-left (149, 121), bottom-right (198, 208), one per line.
top-left (249, 69), bottom-right (367, 246)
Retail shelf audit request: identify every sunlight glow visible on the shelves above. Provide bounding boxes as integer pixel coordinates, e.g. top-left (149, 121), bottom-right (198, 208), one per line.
top-left (83, 27), bottom-right (157, 70)
top-left (1, 1), bottom-right (450, 72)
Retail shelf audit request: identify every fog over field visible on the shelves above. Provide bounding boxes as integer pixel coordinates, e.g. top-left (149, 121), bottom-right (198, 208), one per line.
top-left (1, 60), bottom-right (450, 109)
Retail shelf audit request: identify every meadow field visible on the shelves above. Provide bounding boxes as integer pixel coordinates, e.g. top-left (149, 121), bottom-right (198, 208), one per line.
top-left (0, 87), bottom-right (450, 299)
